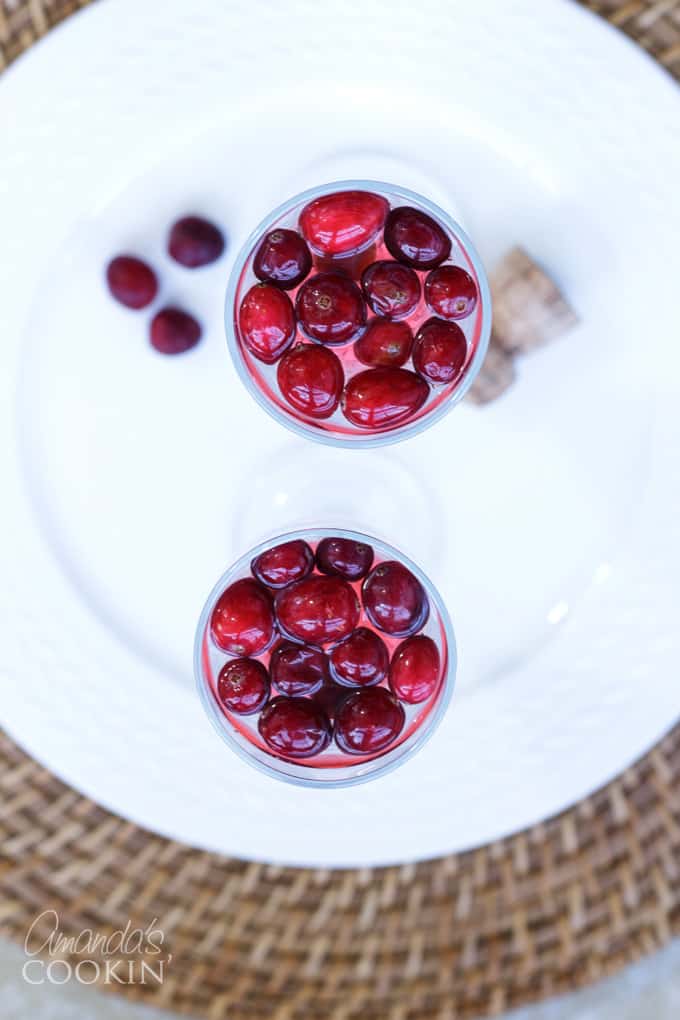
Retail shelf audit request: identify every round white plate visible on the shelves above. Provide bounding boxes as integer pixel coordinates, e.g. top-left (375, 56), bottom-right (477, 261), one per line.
top-left (2, 0), bottom-right (680, 867)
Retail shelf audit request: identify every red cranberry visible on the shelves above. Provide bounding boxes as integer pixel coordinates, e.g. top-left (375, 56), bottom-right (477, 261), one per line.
top-left (270, 640), bottom-right (328, 696)
top-left (217, 658), bottom-right (269, 715)
top-left (277, 343), bottom-right (344, 419)
top-left (312, 680), bottom-right (349, 722)
top-left (210, 578), bottom-right (274, 656)
top-left (334, 687), bottom-right (405, 756)
top-left (253, 228), bottom-right (312, 290)
top-left (299, 190), bottom-right (388, 256)
top-left (413, 317), bottom-right (467, 385)
top-left (342, 368), bottom-right (429, 429)
top-left (150, 307), bottom-right (201, 355)
top-left (362, 561), bottom-right (429, 637)
top-left (275, 575), bottom-right (360, 645)
top-left (106, 256), bottom-right (158, 309)
top-left (251, 539), bottom-right (313, 589)
top-left (315, 537), bottom-right (374, 581)
top-left (258, 697), bottom-right (331, 758)
top-left (425, 264), bottom-right (477, 319)
top-left (239, 283), bottom-right (296, 363)
top-left (384, 206), bottom-right (451, 269)
top-left (330, 627), bottom-right (389, 688)
top-left (354, 319), bottom-right (413, 368)
top-left (296, 272), bottom-right (365, 345)
top-left (168, 216), bottom-right (225, 268)
top-left (389, 635), bottom-right (440, 704)
top-left (361, 261), bottom-right (421, 320)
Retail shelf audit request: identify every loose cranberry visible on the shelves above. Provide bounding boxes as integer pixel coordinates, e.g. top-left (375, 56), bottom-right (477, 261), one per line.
top-left (299, 190), bottom-right (389, 256)
top-left (217, 658), bottom-right (269, 715)
top-left (389, 635), bottom-right (441, 704)
top-left (330, 627), bottom-right (389, 688)
top-left (168, 216), bottom-right (225, 268)
top-left (210, 578), bottom-right (274, 656)
top-left (362, 561), bottom-right (429, 637)
top-left (296, 272), bottom-right (365, 345)
top-left (312, 680), bottom-right (349, 722)
top-left (106, 255), bottom-right (158, 309)
top-left (334, 687), bottom-right (405, 756)
top-left (342, 368), bottom-right (429, 429)
top-left (150, 307), bottom-right (202, 354)
top-left (277, 344), bottom-right (344, 419)
top-left (270, 640), bottom-right (328, 696)
top-left (275, 575), bottom-right (360, 645)
top-left (315, 537), bottom-right (374, 581)
top-left (253, 228), bottom-right (312, 290)
top-left (239, 283), bottom-right (296, 363)
top-left (258, 697), bottom-right (331, 758)
top-left (425, 265), bottom-right (478, 320)
top-left (251, 539), bottom-right (314, 589)
top-left (384, 206), bottom-right (451, 269)
top-left (361, 261), bottom-right (421, 320)
top-left (354, 319), bottom-right (413, 368)
top-left (413, 317), bottom-right (467, 385)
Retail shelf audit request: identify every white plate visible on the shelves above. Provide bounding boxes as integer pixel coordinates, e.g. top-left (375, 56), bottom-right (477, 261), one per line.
top-left (2, 0), bottom-right (680, 867)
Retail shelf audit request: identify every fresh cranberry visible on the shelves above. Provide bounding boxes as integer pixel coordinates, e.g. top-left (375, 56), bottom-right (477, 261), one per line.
top-left (277, 344), bottom-right (344, 419)
top-left (258, 697), bottom-right (331, 758)
top-left (253, 228), bottom-right (312, 290)
top-left (330, 627), bottom-right (389, 688)
top-left (424, 265), bottom-right (477, 319)
top-left (389, 636), bottom-right (440, 704)
top-left (150, 307), bottom-right (202, 354)
top-left (361, 261), bottom-right (421, 320)
top-left (315, 537), bottom-right (374, 581)
top-left (210, 578), bottom-right (274, 656)
top-left (342, 368), bottom-right (429, 429)
top-left (295, 272), bottom-right (365, 345)
top-left (275, 575), bottom-right (360, 645)
top-left (413, 317), bottom-right (467, 384)
top-left (354, 319), bottom-right (413, 368)
top-left (362, 561), bottom-right (429, 637)
top-left (334, 687), bottom-right (405, 755)
top-left (270, 640), bottom-right (328, 696)
top-left (384, 206), bottom-right (451, 269)
top-left (299, 190), bottom-right (389, 256)
top-left (312, 680), bottom-right (349, 722)
top-left (239, 283), bottom-right (296, 363)
top-left (251, 539), bottom-right (314, 589)
top-left (106, 256), bottom-right (158, 309)
top-left (168, 216), bottom-right (225, 268)
top-left (217, 658), bottom-right (269, 715)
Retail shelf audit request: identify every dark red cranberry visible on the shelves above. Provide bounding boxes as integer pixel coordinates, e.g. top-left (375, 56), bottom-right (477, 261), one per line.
top-left (106, 256), bottom-right (158, 309)
top-left (342, 368), bottom-right (429, 429)
top-left (361, 261), bottom-right (421, 320)
top-left (384, 206), bottom-right (451, 269)
top-left (334, 687), bottom-right (405, 756)
top-left (251, 539), bottom-right (314, 589)
top-left (330, 627), bottom-right (389, 688)
top-left (354, 319), bottom-right (413, 368)
top-left (239, 283), bottom-right (296, 363)
top-left (389, 636), bottom-right (440, 704)
top-left (270, 640), bottom-right (328, 696)
top-left (295, 272), bottom-right (365, 345)
top-left (275, 575), bottom-right (360, 645)
top-left (150, 307), bottom-right (202, 354)
top-left (413, 317), bottom-right (467, 385)
top-left (217, 658), bottom-right (269, 715)
top-left (168, 216), bottom-right (225, 268)
top-left (210, 578), bottom-right (274, 656)
top-left (362, 561), bottom-right (429, 637)
top-left (258, 697), bottom-right (331, 758)
top-left (425, 264), bottom-right (477, 319)
top-left (312, 680), bottom-right (349, 722)
top-left (299, 190), bottom-right (388, 256)
top-left (315, 537), bottom-right (374, 581)
top-left (277, 344), bottom-right (344, 419)
top-left (253, 228), bottom-right (312, 290)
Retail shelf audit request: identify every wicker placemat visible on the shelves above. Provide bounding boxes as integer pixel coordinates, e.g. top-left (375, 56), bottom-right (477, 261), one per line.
top-left (2, 2), bottom-right (680, 1018)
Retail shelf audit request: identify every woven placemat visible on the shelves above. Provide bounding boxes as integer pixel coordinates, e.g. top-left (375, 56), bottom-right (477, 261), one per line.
top-left (2, 2), bottom-right (680, 1018)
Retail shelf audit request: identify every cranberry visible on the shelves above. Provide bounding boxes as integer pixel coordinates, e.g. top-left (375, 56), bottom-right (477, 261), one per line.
top-left (413, 317), bottom-right (467, 385)
top-left (296, 272), bottom-right (365, 345)
top-left (210, 578), bottom-right (274, 656)
top-left (312, 680), bottom-right (349, 722)
top-left (106, 255), bottom-right (158, 309)
top-left (389, 636), bottom-right (440, 704)
top-left (258, 697), bottom-right (331, 758)
top-left (168, 216), bottom-right (225, 268)
top-left (217, 658), bottom-right (269, 715)
top-left (239, 283), bottom-right (296, 363)
top-left (362, 561), bottom-right (429, 637)
top-left (384, 206), bottom-right (451, 269)
top-left (361, 261), bottom-right (421, 320)
top-left (425, 265), bottom-right (477, 319)
top-left (299, 190), bottom-right (389, 256)
top-left (277, 344), bottom-right (344, 419)
top-left (270, 640), bottom-right (328, 696)
top-left (342, 368), bottom-right (429, 429)
top-left (315, 537), bottom-right (374, 581)
top-left (150, 307), bottom-right (202, 355)
top-left (354, 319), bottom-right (413, 368)
top-left (275, 575), bottom-right (360, 645)
top-left (253, 228), bottom-right (312, 290)
top-left (334, 687), bottom-right (405, 756)
top-left (251, 539), bottom-right (314, 589)
top-left (330, 627), bottom-right (389, 688)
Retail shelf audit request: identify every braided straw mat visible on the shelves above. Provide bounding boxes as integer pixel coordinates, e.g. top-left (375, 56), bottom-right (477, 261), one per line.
top-left (2, 2), bottom-right (680, 1017)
